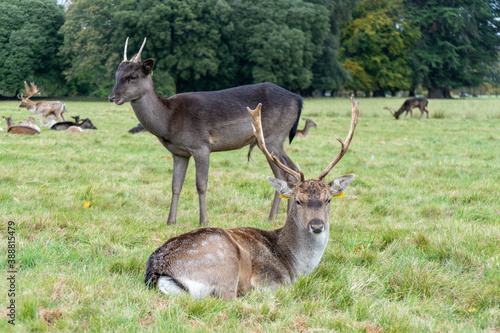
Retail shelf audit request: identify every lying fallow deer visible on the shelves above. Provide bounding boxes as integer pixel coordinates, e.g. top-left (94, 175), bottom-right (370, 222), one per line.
top-left (2, 115), bottom-right (41, 135)
top-left (109, 37), bottom-right (302, 226)
top-left (295, 118), bottom-right (317, 138)
top-left (385, 97), bottom-right (429, 120)
top-left (143, 97), bottom-right (359, 299)
top-left (51, 116), bottom-right (97, 130)
top-left (18, 82), bottom-right (66, 121)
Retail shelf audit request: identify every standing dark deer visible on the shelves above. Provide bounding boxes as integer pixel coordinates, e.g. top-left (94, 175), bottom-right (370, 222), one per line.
top-left (143, 98), bottom-right (359, 299)
top-left (108, 38), bottom-right (302, 226)
top-left (18, 82), bottom-right (66, 121)
top-left (295, 118), bottom-right (317, 138)
top-left (385, 98), bottom-right (429, 119)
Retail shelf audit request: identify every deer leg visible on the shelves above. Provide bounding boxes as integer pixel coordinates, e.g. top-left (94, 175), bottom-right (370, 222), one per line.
top-left (167, 154), bottom-right (190, 225)
top-left (267, 162), bottom-right (284, 220)
top-left (193, 150), bottom-right (210, 226)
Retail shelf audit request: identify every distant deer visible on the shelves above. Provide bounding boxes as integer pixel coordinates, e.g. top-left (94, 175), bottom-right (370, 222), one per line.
top-left (2, 115), bottom-right (40, 135)
top-left (143, 98), bottom-right (359, 299)
top-left (18, 82), bottom-right (66, 121)
top-left (51, 116), bottom-right (97, 130)
top-left (385, 98), bottom-right (429, 119)
top-left (109, 38), bottom-right (302, 226)
top-left (295, 118), bottom-right (317, 138)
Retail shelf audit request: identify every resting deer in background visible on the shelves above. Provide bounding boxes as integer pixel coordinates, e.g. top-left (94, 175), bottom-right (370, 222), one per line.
top-left (2, 115), bottom-right (40, 135)
top-left (385, 97), bottom-right (429, 119)
top-left (109, 38), bottom-right (302, 226)
top-left (18, 82), bottom-right (66, 121)
top-left (295, 118), bottom-right (317, 138)
top-left (144, 98), bottom-right (359, 299)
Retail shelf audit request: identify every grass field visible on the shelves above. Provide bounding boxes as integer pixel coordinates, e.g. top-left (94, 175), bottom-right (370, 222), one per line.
top-left (0, 96), bottom-right (499, 332)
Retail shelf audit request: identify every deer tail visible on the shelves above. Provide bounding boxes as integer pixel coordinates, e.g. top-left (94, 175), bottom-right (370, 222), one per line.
top-left (289, 98), bottom-right (303, 144)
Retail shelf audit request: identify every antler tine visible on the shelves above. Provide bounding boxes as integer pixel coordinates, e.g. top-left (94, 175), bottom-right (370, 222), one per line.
top-left (123, 37), bottom-right (129, 62)
top-left (247, 104), bottom-right (304, 183)
top-left (24, 81), bottom-right (31, 97)
top-left (318, 96), bottom-right (360, 180)
top-left (131, 37), bottom-right (147, 62)
top-left (30, 82), bottom-right (40, 96)
top-left (383, 106), bottom-right (395, 116)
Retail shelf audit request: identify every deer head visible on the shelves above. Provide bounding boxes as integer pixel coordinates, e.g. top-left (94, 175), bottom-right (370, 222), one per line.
top-left (247, 97), bottom-right (358, 235)
top-left (108, 37), bottom-right (154, 105)
top-left (18, 82), bottom-right (40, 107)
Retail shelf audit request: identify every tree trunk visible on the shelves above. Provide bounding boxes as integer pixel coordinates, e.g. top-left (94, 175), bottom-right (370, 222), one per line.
top-left (428, 86), bottom-right (452, 99)
top-left (409, 89), bottom-right (415, 97)
top-left (373, 89), bottom-right (385, 97)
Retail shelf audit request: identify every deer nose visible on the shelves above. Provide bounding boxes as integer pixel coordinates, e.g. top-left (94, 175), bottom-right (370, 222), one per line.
top-left (108, 94), bottom-right (115, 102)
top-left (308, 219), bottom-right (325, 234)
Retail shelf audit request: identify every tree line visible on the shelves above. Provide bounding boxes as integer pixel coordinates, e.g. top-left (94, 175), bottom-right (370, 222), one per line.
top-left (0, 0), bottom-right (499, 98)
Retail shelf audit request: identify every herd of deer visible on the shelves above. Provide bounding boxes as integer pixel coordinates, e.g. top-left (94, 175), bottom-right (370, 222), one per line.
top-left (1, 81), bottom-right (97, 134)
top-left (5, 37), bottom-right (430, 300)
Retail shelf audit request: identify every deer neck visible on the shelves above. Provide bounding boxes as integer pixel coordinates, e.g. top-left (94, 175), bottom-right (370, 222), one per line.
top-left (129, 81), bottom-right (171, 137)
top-left (276, 207), bottom-right (329, 278)
top-left (302, 123), bottom-right (312, 136)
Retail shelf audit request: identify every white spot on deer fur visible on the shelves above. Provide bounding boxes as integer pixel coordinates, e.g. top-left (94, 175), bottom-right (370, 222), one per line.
top-left (201, 240), bottom-right (208, 246)
top-left (205, 253), bottom-right (214, 260)
top-left (187, 250), bottom-right (198, 254)
top-left (217, 250), bottom-right (224, 259)
top-left (192, 243), bottom-right (197, 247)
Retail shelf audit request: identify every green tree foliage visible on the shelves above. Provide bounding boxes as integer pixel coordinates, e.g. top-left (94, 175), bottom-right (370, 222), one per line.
top-left (407, 0), bottom-right (500, 98)
top-left (112, 0), bottom-right (231, 94)
top-left (226, 0), bottom-right (330, 92)
top-left (59, 0), bottom-right (350, 96)
top-left (307, 0), bottom-right (360, 95)
top-left (59, 0), bottom-right (116, 96)
top-left (341, 0), bottom-right (420, 96)
top-left (0, 0), bottom-right (65, 96)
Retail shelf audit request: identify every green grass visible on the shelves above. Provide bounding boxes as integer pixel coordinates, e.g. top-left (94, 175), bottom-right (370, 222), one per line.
top-left (0, 97), bottom-right (499, 332)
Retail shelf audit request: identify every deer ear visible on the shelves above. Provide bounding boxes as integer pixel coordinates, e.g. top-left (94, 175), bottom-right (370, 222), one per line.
top-left (267, 177), bottom-right (295, 199)
top-left (142, 58), bottom-right (155, 76)
top-left (328, 174), bottom-right (354, 196)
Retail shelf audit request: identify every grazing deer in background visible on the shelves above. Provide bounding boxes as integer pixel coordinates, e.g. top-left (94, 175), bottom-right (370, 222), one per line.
top-left (18, 82), bottom-right (66, 121)
top-left (144, 98), bottom-right (359, 299)
top-left (295, 118), bottom-right (317, 138)
top-left (385, 98), bottom-right (429, 119)
top-left (109, 37), bottom-right (302, 226)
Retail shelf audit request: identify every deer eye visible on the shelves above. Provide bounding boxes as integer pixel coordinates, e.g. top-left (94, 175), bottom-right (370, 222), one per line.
top-left (295, 200), bottom-right (302, 206)
top-left (129, 75), bottom-right (137, 81)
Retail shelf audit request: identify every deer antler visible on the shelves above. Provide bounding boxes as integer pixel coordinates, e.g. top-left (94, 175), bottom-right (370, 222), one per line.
top-left (123, 37), bottom-right (146, 63)
top-left (130, 38), bottom-right (147, 63)
top-left (383, 106), bottom-right (395, 116)
top-left (318, 96), bottom-right (359, 180)
top-left (23, 81), bottom-right (40, 99)
top-left (123, 37), bottom-right (129, 62)
top-left (247, 104), bottom-right (304, 183)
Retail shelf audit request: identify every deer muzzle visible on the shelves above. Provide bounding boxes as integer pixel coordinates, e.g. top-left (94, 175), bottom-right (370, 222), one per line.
top-left (308, 219), bottom-right (325, 234)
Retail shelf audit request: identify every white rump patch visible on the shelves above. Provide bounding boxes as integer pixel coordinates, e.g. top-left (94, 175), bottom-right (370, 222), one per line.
top-left (158, 277), bottom-right (214, 299)
top-left (185, 279), bottom-right (214, 299)
top-left (158, 277), bottom-right (186, 296)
